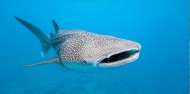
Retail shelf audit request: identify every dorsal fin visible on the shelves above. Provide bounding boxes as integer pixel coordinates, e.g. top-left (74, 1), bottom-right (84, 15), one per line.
top-left (21, 57), bottom-right (60, 68)
top-left (50, 33), bottom-right (54, 38)
top-left (52, 19), bottom-right (60, 34)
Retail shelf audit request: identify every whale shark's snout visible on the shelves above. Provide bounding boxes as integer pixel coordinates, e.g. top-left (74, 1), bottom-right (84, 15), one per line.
top-left (97, 44), bottom-right (141, 67)
top-left (85, 36), bottom-right (141, 67)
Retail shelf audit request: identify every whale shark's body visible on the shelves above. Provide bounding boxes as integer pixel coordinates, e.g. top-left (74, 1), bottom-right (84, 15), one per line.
top-left (14, 17), bottom-right (141, 70)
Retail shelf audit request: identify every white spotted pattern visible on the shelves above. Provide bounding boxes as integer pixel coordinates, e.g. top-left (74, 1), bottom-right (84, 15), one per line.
top-left (52, 30), bottom-right (140, 64)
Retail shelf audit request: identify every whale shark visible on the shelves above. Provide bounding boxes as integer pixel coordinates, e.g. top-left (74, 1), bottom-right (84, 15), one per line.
top-left (14, 16), bottom-right (141, 70)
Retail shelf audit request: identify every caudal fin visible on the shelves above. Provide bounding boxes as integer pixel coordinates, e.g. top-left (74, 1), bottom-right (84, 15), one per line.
top-left (14, 16), bottom-right (51, 57)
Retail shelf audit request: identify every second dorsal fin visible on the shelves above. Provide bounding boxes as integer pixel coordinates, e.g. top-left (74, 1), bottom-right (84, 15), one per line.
top-left (50, 33), bottom-right (54, 38)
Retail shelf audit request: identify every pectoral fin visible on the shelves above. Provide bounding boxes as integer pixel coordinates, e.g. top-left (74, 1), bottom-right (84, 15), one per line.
top-left (21, 57), bottom-right (60, 68)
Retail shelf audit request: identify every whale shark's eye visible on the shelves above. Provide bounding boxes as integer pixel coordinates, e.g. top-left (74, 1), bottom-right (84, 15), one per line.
top-left (100, 50), bottom-right (139, 63)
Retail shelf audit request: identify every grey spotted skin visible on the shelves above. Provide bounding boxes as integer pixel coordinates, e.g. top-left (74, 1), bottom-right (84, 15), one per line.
top-left (14, 17), bottom-right (141, 70)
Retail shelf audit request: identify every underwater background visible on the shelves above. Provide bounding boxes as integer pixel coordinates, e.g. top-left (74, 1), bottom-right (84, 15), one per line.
top-left (0, 0), bottom-right (189, 94)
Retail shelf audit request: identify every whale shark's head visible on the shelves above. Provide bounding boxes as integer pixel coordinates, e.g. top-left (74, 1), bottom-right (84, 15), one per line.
top-left (59, 30), bottom-right (141, 69)
top-left (93, 38), bottom-right (141, 67)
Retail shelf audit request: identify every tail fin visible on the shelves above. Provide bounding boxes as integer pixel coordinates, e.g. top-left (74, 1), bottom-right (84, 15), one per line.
top-left (14, 16), bottom-right (51, 57)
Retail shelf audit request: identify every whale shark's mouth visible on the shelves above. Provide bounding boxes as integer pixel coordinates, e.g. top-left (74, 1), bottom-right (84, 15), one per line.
top-left (97, 49), bottom-right (140, 67)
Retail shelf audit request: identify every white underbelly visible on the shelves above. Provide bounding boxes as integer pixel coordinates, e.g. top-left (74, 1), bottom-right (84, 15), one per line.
top-left (62, 61), bottom-right (98, 71)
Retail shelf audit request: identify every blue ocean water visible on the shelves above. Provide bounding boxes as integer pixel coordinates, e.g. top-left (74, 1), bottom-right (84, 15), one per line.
top-left (0, 0), bottom-right (189, 94)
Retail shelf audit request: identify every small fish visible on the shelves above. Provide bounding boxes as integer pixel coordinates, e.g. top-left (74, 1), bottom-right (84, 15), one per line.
top-left (14, 16), bottom-right (141, 70)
